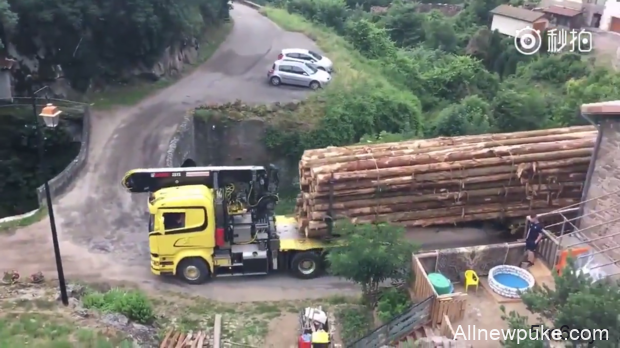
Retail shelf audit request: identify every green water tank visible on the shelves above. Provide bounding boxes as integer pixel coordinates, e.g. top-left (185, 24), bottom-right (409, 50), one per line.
top-left (428, 273), bottom-right (451, 295)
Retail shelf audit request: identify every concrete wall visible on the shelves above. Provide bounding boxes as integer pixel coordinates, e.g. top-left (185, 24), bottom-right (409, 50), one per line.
top-left (164, 109), bottom-right (298, 187)
top-left (0, 71), bottom-right (11, 100)
top-left (0, 105), bottom-right (91, 224)
top-left (601, 0), bottom-right (620, 30)
top-left (491, 15), bottom-right (536, 37)
top-left (193, 115), bottom-right (298, 187)
top-left (579, 119), bottom-right (620, 256)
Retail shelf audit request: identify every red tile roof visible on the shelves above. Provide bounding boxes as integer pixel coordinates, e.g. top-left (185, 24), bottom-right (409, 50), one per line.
top-left (544, 5), bottom-right (582, 17)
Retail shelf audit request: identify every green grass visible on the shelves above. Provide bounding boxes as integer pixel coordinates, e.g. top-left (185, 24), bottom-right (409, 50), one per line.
top-left (0, 313), bottom-right (133, 347)
top-left (89, 22), bottom-right (233, 110)
top-left (0, 206), bottom-right (48, 233)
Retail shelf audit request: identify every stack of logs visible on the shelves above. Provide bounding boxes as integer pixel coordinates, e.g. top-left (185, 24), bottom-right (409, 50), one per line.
top-left (296, 126), bottom-right (597, 237)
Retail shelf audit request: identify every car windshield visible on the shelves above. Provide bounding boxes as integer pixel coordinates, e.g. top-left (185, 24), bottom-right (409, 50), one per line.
top-left (304, 63), bottom-right (318, 74)
top-left (308, 51), bottom-right (323, 60)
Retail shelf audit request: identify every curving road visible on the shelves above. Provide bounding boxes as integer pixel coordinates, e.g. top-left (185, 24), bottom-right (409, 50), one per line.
top-left (2, 5), bottom-right (506, 302)
top-left (3, 5), bottom-right (362, 301)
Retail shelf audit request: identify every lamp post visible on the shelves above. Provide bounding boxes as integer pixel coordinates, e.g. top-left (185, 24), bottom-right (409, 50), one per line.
top-left (27, 75), bottom-right (69, 306)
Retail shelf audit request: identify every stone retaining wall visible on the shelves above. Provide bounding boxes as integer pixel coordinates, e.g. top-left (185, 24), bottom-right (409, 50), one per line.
top-left (0, 105), bottom-right (91, 225)
top-left (165, 112), bottom-right (196, 168)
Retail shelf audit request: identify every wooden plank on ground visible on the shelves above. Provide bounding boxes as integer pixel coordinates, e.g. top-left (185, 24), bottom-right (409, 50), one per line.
top-left (213, 314), bottom-right (222, 348)
top-left (160, 329), bottom-right (173, 348)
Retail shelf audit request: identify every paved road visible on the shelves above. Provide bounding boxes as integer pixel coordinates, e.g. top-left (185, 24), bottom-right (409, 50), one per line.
top-left (2, 5), bottom-right (505, 302)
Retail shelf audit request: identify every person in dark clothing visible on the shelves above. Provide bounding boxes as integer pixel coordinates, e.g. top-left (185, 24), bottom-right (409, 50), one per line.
top-left (524, 214), bottom-right (544, 266)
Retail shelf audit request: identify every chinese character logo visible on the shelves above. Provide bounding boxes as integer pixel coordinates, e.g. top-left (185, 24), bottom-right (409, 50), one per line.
top-left (547, 29), bottom-right (568, 53)
top-left (548, 29), bottom-right (593, 53)
top-left (569, 29), bottom-right (593, 53)
top-left (515, 27), bottom-right (542, 55)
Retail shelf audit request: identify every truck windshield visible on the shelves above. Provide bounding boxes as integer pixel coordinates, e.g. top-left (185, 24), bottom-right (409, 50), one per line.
top-left (148, 214), bottom-right (154, 232)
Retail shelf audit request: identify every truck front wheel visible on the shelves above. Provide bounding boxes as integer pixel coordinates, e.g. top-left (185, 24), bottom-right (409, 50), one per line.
top-left (291, 252), bottom-right (322, 279)
top-left (177, 258), bottom-right (210, 285)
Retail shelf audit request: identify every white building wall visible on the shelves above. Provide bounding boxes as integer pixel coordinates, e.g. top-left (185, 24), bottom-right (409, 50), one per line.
top-left (601, 0), bottom-right (620, 30)
top-left (0, 71), bottom-right (12, 100)
top-left (491, 15), bottom-right (536, 37)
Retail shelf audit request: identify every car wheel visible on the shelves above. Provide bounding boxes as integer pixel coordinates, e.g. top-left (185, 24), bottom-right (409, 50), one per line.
top-left (177, 257), bottom-right (210, 284)
top-left (309, 81), bottom-right (320, 90)
top-left (270, 76), bottom-right (281, 86)
top-left (291, 251), bottom-right (322, 279)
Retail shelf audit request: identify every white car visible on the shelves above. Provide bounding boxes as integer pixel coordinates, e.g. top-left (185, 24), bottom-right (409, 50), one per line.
top-left (277, 48), bottom-right (333, 72)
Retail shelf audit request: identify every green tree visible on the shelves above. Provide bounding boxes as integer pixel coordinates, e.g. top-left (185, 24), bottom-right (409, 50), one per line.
top-left (380, 3), bottom-right (426, 48)
top-left (287, 0), bottom-right (349, 33)
top-left (327, 222), bottom-right (418, 305)
top-left (430, 95), bottom-right (492, 137)
top-left (344, 18), bottom-right (396, 59)
top-left (3, 0), bottom-right (226, 90)
top-left (423, 11), bottom-right (458, 53)
top-left (517, 53), bottom-right (590, 85)
top-left (0, 0), bottom-right (17, 48)
top-left (502, 259), bottom-right (620, 347)
top-left (491, 81), bottom-right (549, 132)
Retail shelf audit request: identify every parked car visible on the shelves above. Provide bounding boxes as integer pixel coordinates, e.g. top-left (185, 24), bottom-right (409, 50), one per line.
top-left (268, 60), bottom-right (332, 90)
top-left (277, 48), bottom-right (333, 72)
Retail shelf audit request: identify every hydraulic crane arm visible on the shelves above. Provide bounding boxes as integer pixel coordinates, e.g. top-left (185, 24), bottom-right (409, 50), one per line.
top-left (120, 166), bottom-right (269, 193)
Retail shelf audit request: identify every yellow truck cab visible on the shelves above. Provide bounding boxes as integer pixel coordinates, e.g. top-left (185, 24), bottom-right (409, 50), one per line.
top-left (121, 165), bottom-right (327, 284)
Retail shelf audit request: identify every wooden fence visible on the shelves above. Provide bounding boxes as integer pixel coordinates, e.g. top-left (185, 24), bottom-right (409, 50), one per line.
top-left (346, 296), bottom-right (433, 348)
top-left (410, 254), bottom-right (467, 327)
top-left (439, 315), bottom-right (456, 339)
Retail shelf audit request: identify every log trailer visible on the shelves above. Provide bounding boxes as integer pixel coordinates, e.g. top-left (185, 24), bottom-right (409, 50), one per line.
top-left (121, 165), bottom-right (334, 284)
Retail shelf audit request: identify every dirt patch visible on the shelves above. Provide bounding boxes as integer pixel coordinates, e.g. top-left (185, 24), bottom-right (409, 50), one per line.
top-left (264, 312), bottom-right (300, 348)
top-left (0, 279), bottom-right (358, 347)
top-left (451, 281), bottom-right (543, 348)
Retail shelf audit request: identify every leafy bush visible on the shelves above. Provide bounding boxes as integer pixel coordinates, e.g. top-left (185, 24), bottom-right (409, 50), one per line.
top-left (429, 95), bottom-right (492, 137)
top-left (335, 305), bottom-right (373, 343)
top-left (344, 19), bottom-right (396, 59)
top-left (82, 288), bottom-right (155, 324)
top-left (517, 53), bottom-right (590, 85)
top-left (287, 0), bottom-right (349, 32)
top-left (377, 287), bottom-right (410, 323)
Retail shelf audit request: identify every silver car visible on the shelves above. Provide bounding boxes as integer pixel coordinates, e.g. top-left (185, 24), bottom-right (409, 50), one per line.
top-left (277, 48), bottom-right (334, 72)
top-left (268, 61), bottom-right (332, 90)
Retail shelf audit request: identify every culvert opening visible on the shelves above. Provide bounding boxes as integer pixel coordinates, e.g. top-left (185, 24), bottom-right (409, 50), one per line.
top-left (181, 159), bottom-right (196, 167)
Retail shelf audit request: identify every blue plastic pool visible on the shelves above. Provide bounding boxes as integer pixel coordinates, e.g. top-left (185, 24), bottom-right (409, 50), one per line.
top-left (494, 273), bottom-right (529, 289)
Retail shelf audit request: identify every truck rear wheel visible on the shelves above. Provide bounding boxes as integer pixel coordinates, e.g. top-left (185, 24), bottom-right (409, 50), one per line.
top-left (291, 252), bottom-right (322, 279)
top-left (177, 258), bottom-right (210, 285)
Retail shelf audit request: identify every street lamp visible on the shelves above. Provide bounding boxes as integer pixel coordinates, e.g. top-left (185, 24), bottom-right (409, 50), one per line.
top-left (27, 76), bottom-right (69, 306)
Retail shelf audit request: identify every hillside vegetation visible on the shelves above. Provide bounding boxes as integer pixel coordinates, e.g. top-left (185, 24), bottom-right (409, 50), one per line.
top-left (255, 0), bottom-right (620, 161)
top-left (0, 0), bottom-right (229, 90)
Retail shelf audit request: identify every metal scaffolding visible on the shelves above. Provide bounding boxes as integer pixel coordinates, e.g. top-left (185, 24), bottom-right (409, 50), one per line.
top-left (534, 188), bottom-right (620, 275)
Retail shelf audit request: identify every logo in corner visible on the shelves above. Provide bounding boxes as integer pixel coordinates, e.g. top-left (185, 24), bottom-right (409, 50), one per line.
top-left (515, 26), bottom-right (542, 55)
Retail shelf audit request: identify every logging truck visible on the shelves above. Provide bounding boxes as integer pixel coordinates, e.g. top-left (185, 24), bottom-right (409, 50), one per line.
top-left (121, 165), bottom-right (334, 284)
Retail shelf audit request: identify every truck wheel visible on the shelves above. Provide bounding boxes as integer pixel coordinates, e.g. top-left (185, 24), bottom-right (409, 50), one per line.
top-left (291, 252), bottom-right (322, 279)
top-left (177, 258), bottom-right (210, 285)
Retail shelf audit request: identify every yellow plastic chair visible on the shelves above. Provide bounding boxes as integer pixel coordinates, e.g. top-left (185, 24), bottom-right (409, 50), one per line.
top-left (464, 270), bottom-right (479, 293)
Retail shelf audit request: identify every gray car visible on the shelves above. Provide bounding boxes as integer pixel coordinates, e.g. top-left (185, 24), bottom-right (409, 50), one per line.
top-left (268, 61), bottom-right (332, 90)
top-left (278, 48), bottom-right (334, 72)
